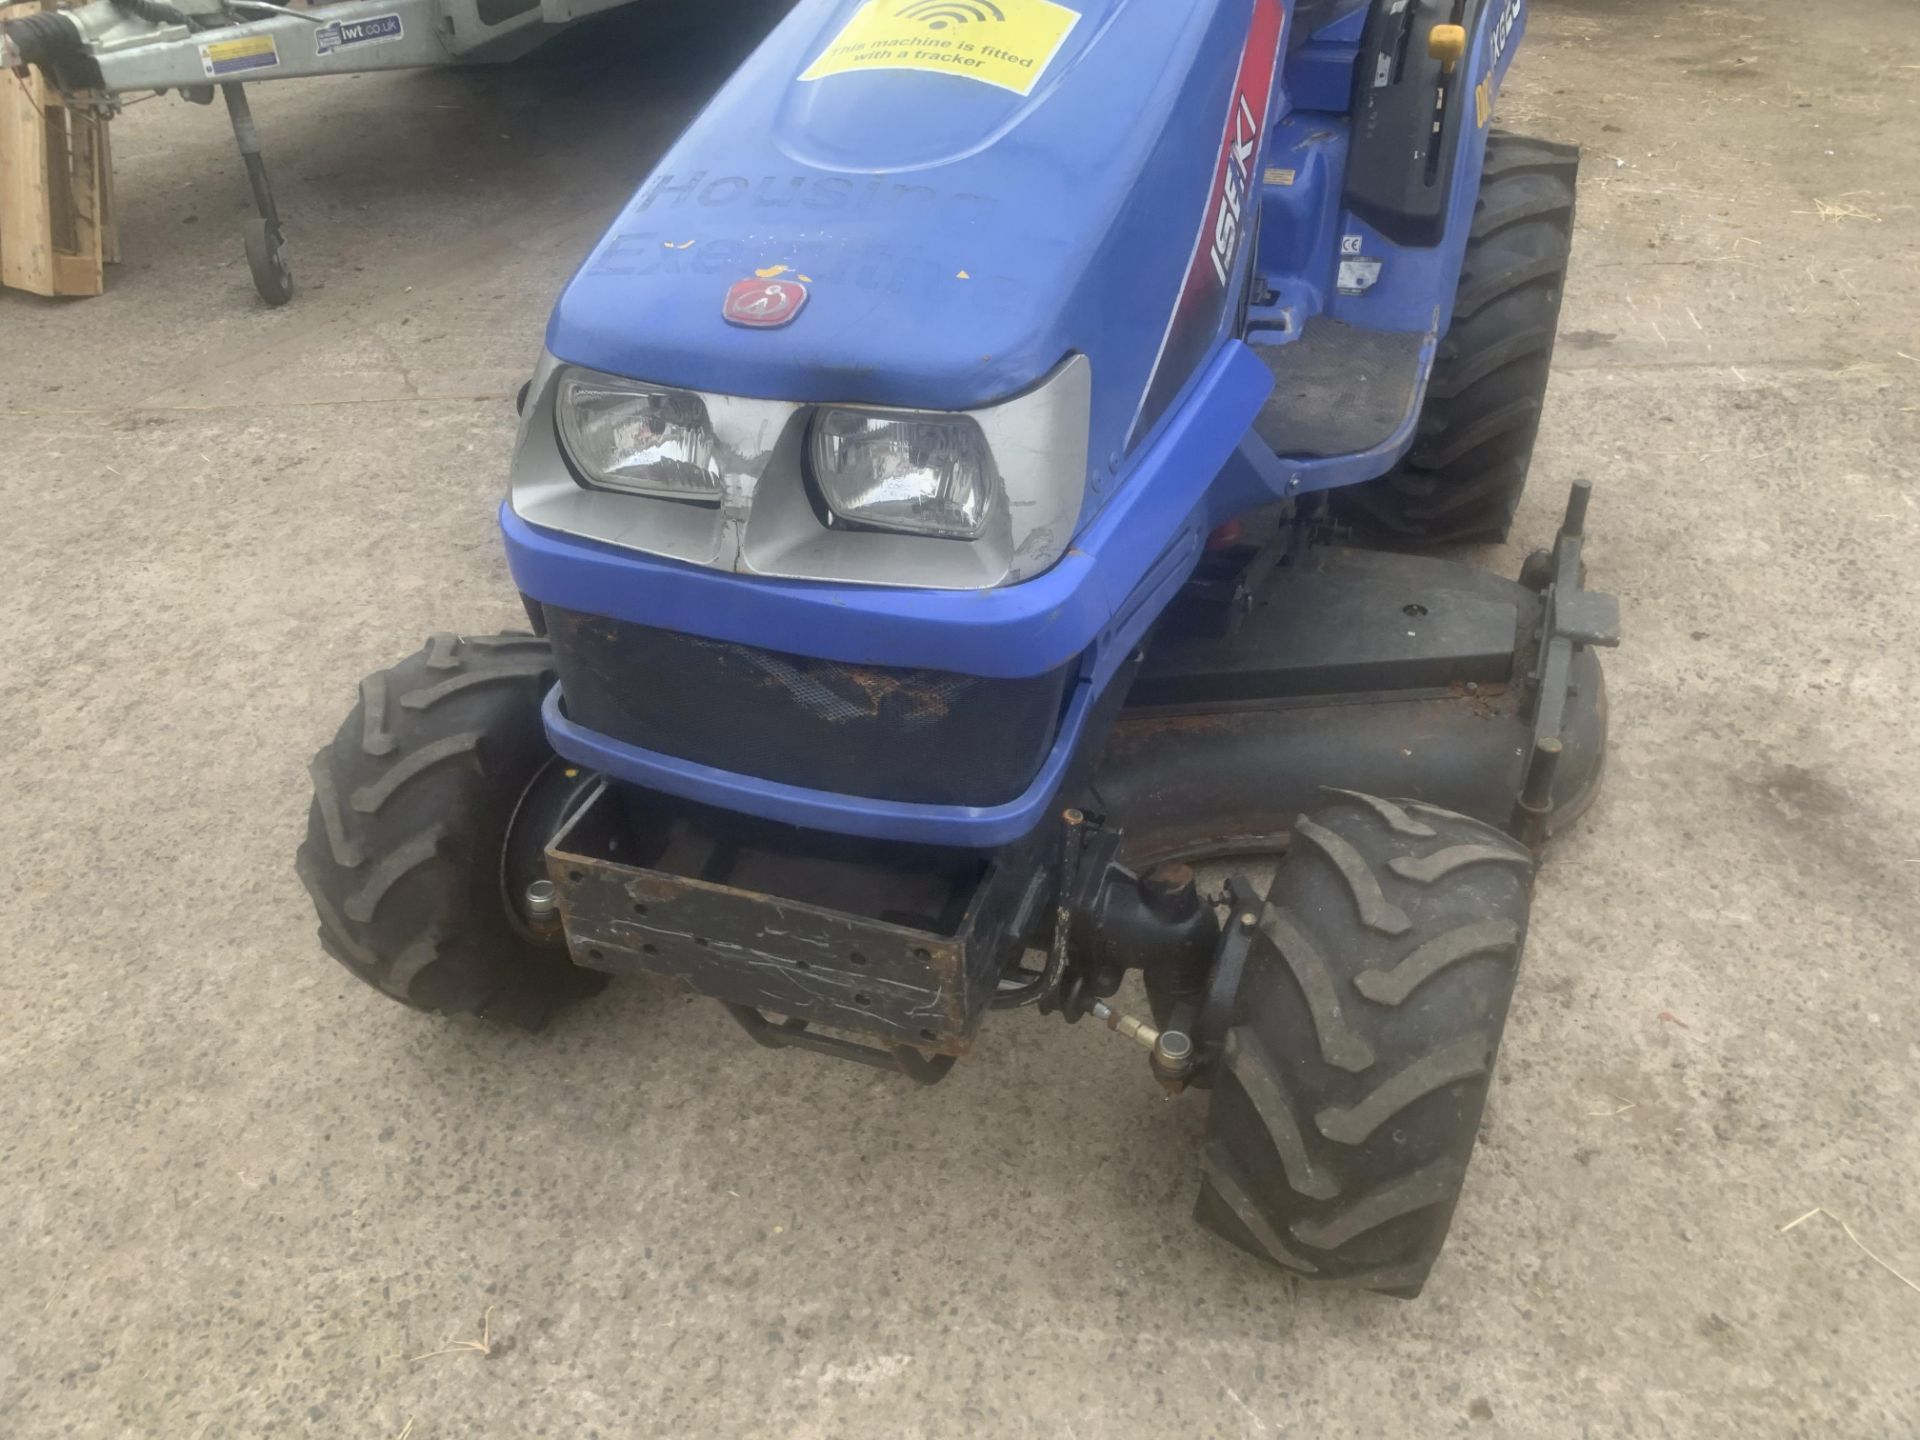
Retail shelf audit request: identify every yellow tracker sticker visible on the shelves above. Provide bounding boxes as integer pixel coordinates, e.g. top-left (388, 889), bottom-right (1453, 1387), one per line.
top-left (199, 34), bottom-right (279, 78)
top-left (800, 0), bottom-right (1081, 97)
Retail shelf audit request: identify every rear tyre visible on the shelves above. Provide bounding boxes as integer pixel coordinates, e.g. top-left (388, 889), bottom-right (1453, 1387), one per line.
top-left (1333, 132), bottom-right (1580, 545)
top-left (1195, 791), bottom-right (1534, 1296)
top-left (295, 632), bottom-right (606, 1029)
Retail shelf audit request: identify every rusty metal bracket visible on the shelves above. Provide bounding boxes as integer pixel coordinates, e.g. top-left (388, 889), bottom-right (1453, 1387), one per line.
top-left (722, 1004), bottom-right (955, 1084)
top-left (547, 780), bottom-right (1042, 1058)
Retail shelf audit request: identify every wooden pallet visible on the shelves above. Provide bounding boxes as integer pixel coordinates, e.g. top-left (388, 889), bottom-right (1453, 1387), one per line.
top-left (0, 0), bottom-right (117, 297)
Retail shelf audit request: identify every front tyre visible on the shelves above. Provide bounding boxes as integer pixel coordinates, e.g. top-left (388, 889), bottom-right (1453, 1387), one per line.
top-left (295, 633), bottom-right (605, 1029)
top-left (1196, 791), bottom-right (1534, 1296)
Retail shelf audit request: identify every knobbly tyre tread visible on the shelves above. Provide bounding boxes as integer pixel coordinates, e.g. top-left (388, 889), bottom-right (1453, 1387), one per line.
top-left (1332, 131), bottom-right (1580, 545)
top-left (349, 731), bottom-right (485, 813)
top-left (1195, 791), bottom-right (1534, 1296)
top-left (294, 633), bottom-right (605, 1029)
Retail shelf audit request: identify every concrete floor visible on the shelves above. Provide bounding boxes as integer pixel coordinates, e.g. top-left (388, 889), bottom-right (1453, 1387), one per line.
top-left (3, 1), bottom-right (1918, 1435)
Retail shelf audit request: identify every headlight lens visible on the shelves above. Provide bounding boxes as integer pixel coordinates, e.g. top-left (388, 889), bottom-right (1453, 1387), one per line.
top-left (808, 408), bottom-right (995, 540)
top-left (555, 368), bottom-right (722, 501)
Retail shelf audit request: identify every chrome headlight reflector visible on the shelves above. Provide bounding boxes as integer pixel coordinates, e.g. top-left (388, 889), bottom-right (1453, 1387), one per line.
top-left (807, 408), bottom-right (995, 540)
top-left (555, 368), bottom-right (722, 501)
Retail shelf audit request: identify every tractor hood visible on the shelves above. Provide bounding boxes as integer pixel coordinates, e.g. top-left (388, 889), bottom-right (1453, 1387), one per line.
top-left (549, 0), bottom-right (1289, 440)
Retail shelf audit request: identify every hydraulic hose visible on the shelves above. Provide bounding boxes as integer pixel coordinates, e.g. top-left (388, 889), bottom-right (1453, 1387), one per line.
top-left (2, 0), bottom-right (192, 82)
top-left (992, 808), bottom-right (1086, 1010)
top-left (110, 0), bottom-right (192, 26)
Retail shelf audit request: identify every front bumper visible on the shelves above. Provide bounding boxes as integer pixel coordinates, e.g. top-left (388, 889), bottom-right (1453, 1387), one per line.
top-left (541, 607), bottom-right (1078, 809)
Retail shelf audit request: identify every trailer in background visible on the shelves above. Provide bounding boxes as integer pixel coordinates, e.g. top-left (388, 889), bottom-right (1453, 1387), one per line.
top-left (2, 0), bottom-right (654, 302)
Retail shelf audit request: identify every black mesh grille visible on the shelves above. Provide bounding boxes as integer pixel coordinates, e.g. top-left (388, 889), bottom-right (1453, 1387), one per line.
top-left (544, 607), bottom-right (1075, 807)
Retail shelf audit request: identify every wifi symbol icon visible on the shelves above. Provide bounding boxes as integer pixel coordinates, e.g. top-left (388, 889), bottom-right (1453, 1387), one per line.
top-left (898, 0), bottom-right (1006, 28)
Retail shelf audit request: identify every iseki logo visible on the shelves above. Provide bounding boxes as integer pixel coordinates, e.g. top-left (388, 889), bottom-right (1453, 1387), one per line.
top-left (1208, 93), bottom-right (1260, 288)
top-left (1490, 0), bottom-right (1524, 65)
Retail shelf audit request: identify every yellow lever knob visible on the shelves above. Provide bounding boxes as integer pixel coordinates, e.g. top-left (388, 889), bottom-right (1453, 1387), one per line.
top-left (1429, 23), bottom-right (1468, 71)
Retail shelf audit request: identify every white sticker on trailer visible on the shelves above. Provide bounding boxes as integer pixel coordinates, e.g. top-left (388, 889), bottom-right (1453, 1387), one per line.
top-left (316, 14), bottom-right (405, 55)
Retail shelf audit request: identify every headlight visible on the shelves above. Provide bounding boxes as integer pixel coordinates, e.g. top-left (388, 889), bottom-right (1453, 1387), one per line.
top-left (515, 352), bottom-right (1091, 589)
top-left (807, 409), bottom-right (995, 540)
top-left (555, 368), bottom-right (722, 501)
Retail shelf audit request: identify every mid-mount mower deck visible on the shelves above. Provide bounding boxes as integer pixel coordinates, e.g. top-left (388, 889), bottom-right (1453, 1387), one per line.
top-left (292, 0), bottom-right (1621, 1296)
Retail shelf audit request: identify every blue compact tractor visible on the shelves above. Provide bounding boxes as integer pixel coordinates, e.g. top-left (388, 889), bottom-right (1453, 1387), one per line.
top-left (295, 0), bottom-right (1620, 1295)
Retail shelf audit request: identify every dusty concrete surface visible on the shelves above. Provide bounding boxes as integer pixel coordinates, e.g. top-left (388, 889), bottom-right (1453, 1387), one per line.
top-left (3, 1), bottom-right (1918, 1435)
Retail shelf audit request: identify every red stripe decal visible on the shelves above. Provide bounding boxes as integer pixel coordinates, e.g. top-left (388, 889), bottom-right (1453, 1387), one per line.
top-left (1197, 0), bottom-right (1285, 296)
top-left (1134, 0), bottom-right (1287, 441)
